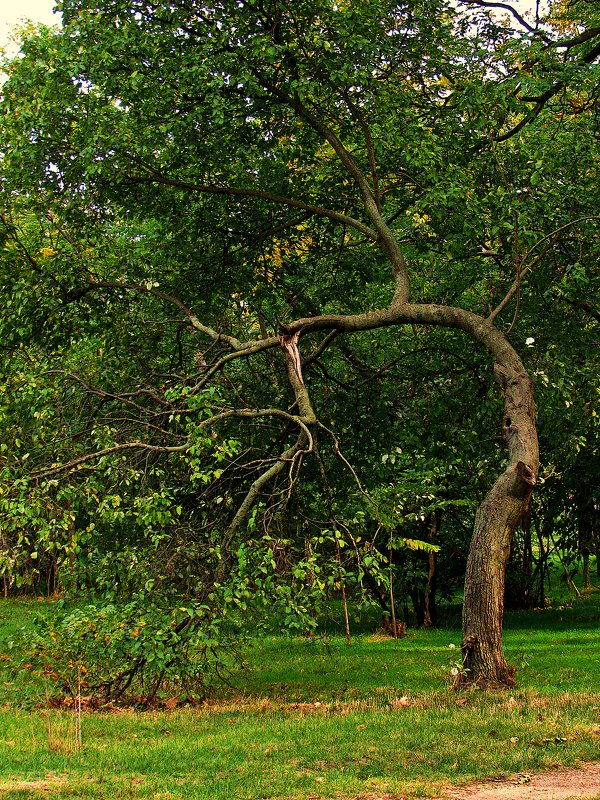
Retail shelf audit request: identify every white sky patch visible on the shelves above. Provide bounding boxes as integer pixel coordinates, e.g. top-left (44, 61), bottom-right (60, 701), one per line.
top-left (0, 0), bottom-right (61, 59)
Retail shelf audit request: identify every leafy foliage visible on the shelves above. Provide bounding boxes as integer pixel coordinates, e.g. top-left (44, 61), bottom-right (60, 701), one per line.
top-left (27, 598), bottom-right (233, 702)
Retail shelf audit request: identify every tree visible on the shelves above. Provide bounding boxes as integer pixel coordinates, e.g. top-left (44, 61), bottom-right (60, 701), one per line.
top-left (1, 0), bottom-right (598, 687)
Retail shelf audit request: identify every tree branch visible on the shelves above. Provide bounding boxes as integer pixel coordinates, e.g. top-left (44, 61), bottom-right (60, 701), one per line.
top-left (483, 35), bottom-right (600, 145)
top-left (562, 298), bottom-right (600, 324)
top-left (84, 279), bottom-right (243, 349)
top-left (460, 0), bottom-right (538, 34)
top-left (124, 172), bottom-right (378, 242)
top-left (32, 439), bottom-right (193, 479)
top-left (246, 69), bottom-right (410, 303)
top-left (31, 405), bottom-right (316, 480)
top-left (487, 217), bottom-right (600, 324)
top-left (221, 432), bottom-right (310, 550)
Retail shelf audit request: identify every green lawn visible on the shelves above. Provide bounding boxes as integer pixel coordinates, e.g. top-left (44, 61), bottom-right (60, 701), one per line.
top-left (0, 591), bottom-right (599, 799)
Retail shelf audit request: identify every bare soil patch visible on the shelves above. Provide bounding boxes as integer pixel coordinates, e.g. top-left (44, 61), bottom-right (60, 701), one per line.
top-left (444, 762), bottom-right (600, 800)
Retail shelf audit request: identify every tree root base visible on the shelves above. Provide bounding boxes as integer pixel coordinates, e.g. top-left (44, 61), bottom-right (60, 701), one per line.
top-left (454, 668), bottom-right (516, 691)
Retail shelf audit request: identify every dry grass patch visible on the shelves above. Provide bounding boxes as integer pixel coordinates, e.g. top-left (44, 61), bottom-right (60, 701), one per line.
top-left (0, 775), bottom-right (66, 795)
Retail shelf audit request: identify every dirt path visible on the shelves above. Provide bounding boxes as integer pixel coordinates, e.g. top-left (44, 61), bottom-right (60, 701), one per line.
top-left (443, 763), bottom-right (600, 800)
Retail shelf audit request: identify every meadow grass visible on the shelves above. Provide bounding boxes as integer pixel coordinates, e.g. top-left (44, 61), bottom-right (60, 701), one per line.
top-left (0, 589), bottom-right (599, 799)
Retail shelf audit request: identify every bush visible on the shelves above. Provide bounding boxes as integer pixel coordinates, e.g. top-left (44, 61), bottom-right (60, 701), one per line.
top-left (26, 597), bottom-right (239, 704)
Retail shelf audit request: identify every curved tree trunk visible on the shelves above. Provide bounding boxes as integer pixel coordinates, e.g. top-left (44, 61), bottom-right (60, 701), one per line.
top-left (281, 303), bottom-right (539, 688)
top-left (460, 361), bottom-right (538, 688)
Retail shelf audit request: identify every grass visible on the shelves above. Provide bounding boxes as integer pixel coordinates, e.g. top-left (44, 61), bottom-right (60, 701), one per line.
top-left (0, 694), bottom-right (598, 799)
top-left (0, 590), bottom-right (599, 799)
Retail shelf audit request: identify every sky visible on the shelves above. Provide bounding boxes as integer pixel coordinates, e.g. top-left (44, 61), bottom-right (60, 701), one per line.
top-left (0, 0), bottom-right (61, 57)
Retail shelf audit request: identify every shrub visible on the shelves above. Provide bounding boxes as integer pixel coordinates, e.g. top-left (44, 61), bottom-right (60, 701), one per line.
top-left (26, 597), bottom-right (238, 704)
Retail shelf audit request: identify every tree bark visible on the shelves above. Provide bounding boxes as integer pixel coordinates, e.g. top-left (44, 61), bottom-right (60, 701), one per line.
top-left (582, 551), bottom-right (591, 590)
top-left (460, 362), bottom-right (538, 688)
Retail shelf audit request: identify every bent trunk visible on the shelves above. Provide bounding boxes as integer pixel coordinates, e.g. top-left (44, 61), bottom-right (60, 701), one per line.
top-left (460, 361), bottom-right (538, 688)
top-left (273, 303), bottom-right (540, 687)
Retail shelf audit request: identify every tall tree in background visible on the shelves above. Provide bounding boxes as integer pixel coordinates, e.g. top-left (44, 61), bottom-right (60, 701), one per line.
top-left (1, 0), bottom-right (598, 687)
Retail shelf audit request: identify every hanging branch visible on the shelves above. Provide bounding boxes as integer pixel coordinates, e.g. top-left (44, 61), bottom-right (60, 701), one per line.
top-left (488, 217), bottom-right (600, 324)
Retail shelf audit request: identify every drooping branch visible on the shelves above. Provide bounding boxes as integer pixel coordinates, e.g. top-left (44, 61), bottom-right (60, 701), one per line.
top-left (221, 432), bottom-right (310, 551)
top-left (459, 0), bottom-right (539, 34)
top-left (488, 217), bottom-right (600, 324)
top-left (80, 279), bottom-right (244, 350)
top-left (31, 439), bottom-right (193, 479)
top-left (30, 407), bottom-right (316, 480)
top-left (50, 371), bottom-right (171, 413)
